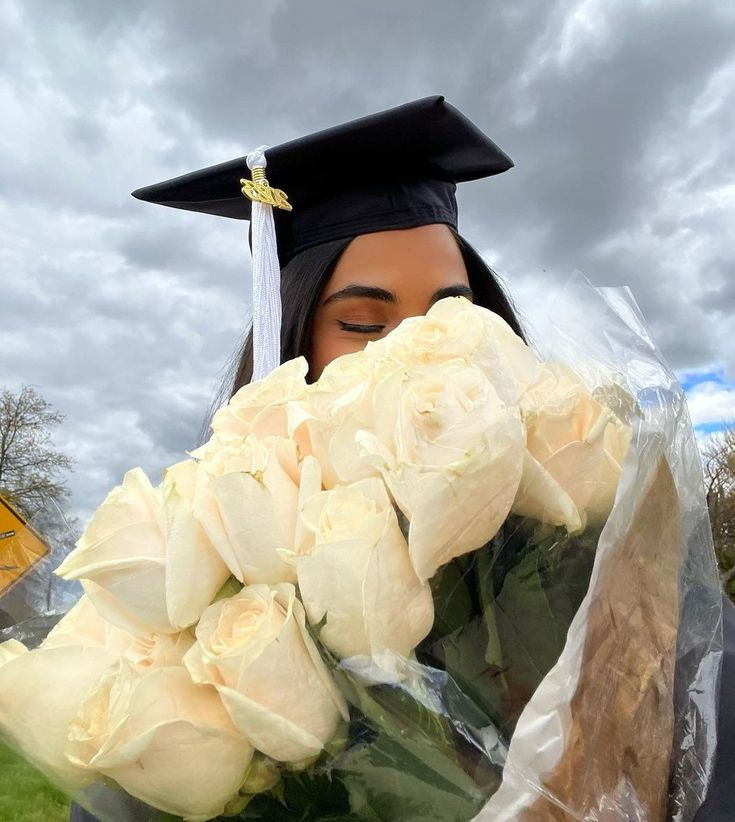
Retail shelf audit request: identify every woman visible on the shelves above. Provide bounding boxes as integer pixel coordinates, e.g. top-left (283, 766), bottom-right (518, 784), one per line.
top-left (227, 222), bottom-right (525, 390)
top-left (70, 96), bottom-right (731, 820)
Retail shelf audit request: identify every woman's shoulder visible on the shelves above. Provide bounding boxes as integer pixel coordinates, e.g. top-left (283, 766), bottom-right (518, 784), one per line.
top-left (693, 594), bottom-right (735, 820)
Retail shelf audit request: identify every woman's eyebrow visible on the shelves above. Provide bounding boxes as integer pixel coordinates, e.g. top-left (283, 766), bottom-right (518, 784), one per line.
top-left (321, 284), bottom-right (396, 306)
top-left (431, 284), bottom-right (474, 303)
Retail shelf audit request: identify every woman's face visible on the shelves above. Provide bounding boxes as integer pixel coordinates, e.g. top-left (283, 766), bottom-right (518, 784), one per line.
top-left (308, 223), bottom-right (472, 379)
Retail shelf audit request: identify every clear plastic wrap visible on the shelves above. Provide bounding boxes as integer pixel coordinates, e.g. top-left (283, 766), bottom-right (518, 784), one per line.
top-left (475, 279), bottom-right (724, 821)
top-left (0, 278), bottom-right (723, 822)
top-left (0, 498), bottom-right (81, 648)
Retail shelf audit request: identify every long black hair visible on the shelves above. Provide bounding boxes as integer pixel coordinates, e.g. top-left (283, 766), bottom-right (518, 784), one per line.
top-left (205, 229), bottom-right (526, 433)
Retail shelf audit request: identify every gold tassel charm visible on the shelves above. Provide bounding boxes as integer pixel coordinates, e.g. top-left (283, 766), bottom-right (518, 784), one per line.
top-left (240, 166), bottom-right (292, 211)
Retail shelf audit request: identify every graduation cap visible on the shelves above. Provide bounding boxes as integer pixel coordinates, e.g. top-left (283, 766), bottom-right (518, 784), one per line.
top-left (132, 95), bottom-right (513, 381)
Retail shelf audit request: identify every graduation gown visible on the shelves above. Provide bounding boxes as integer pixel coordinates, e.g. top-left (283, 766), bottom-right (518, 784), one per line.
top-left (692, 594), bottom-right (735, 821)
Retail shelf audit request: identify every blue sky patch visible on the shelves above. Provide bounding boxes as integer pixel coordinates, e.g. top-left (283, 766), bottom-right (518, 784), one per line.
top-left (694, 421), bottom-right (729, 435)
top-left (680, 369), bottom-right (727, 393)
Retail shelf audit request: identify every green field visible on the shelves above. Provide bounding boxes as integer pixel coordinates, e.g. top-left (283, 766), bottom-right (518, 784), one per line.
top-left (0, 741), bottom-right (70, 822)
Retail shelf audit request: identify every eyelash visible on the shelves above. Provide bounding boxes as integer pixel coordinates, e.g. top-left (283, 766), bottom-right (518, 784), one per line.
top-left (338, 321), bottom-right (386, 334)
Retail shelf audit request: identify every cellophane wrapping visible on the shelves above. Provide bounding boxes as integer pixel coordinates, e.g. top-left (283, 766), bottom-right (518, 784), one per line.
top-left (0, 278), bottom-right (723, 822)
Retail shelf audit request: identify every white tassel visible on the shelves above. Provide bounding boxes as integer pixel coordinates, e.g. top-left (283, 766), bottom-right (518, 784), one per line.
top-left (246, 146), bottom-right (282, 382)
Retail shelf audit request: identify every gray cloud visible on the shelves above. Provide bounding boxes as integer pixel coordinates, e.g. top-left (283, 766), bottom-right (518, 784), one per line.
top-left (2, 0), bottom-right (734, 522)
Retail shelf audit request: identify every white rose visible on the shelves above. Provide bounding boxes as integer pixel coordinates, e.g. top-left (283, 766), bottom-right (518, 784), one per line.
top-left (295, 299), bottom-right (536, 492)
top-left (42, 594), bottom-right (194, 669)
top-left (184, 583), bottom-right (348, 763)
top-left (288, 348), bottom-right (394, 488)
top-left (291, 477), bottom-right (434, 659)
top-left (193, 435), bottom-right (321, 584)
top-left (357, 361), bottom-right (526, 581)
top-left (367, 296), bottom-right (538, 405)
top-left (195, 358), bottom-right (310, 459)
top-left (513, 362), bottom-right (632, 530)
top-left (0, 639), bottom-right (116, 789)
top-left (0, 638), bottom-right (26, 666)
top-left (56, 461), bottom-right (230, 635)
top-left (512, 451), bottom-right (583, 533)
top-left (66, 663), bottom-right (253, 821)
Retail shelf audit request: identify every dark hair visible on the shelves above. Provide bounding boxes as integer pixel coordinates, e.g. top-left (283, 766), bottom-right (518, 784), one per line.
top-left (204, 228), bottom-right (526, 435)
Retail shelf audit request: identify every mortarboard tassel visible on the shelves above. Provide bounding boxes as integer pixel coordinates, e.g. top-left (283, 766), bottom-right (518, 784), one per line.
top-left (242, 147), bottom-right (292, 382)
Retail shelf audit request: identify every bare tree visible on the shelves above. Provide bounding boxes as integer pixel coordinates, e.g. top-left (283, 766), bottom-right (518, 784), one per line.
top-left (0, 387), bottom-right (80, 642)
top-left (0, 385), bottom-right (73, 518)
top-left (702, 423), bottom-right (735, 603)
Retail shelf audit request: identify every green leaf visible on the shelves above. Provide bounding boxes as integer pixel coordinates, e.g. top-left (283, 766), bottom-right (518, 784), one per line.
top-left (237, 771), bottom-right (351, 821)
top-left (429, 557), bottom-right (476, 636)
top-left (420, 517), bottom-right (597, 739)
top-left (211, 576), bottom-right (244, 604)
top-left (336, 731), bottom-right (492, 822)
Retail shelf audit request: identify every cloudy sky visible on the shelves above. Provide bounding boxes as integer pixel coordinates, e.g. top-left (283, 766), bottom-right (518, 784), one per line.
top-left (2, 0), bottom-right (734, 523)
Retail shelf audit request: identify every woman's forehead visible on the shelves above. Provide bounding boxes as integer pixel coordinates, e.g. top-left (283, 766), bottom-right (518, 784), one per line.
top-left (328, 225), bottom-right (468, 292)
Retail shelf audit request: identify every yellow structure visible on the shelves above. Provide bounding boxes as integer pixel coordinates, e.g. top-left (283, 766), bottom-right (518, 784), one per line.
top-left (0, 494), bottom-right (48, 596)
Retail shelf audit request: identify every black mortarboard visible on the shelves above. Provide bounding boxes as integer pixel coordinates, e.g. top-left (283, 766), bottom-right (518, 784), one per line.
top-left (132, 95), bottom-right (513, 381)
top-left (131, 95), bottom-right (513, 267)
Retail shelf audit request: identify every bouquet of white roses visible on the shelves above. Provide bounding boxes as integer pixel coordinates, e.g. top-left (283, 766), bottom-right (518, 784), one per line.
top-left (0, 283), bottom-right (722, 821)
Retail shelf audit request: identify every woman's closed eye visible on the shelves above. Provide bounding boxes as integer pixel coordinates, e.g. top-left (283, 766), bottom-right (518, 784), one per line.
top-left (338, 321), bottom-right (386, 333)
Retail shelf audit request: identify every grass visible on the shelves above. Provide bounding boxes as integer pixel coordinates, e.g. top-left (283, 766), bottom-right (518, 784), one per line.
top-left (0, 741), bottom-right (70, 822)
